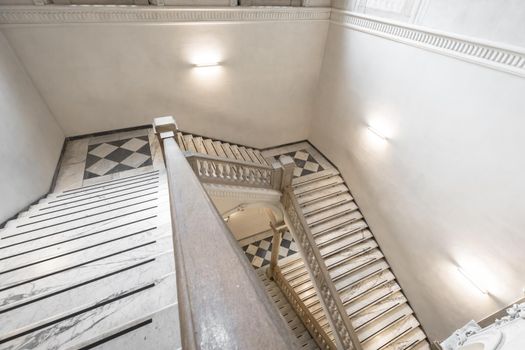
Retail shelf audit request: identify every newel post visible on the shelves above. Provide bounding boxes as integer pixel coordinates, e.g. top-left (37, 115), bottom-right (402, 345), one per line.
top-left (278, 155), bottom-right (295, 190)
top-left (153, 116), bottom-right (178, 158)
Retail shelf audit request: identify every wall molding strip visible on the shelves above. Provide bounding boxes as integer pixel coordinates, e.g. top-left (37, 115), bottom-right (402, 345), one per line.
top-left (0, 6), bottom-right (331, 25)
top-left (331, 9), bottom-right (525, 78)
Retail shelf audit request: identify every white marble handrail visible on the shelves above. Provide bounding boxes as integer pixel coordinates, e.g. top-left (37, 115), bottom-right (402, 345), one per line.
top-left (153, 116), bottom-right (299, 350)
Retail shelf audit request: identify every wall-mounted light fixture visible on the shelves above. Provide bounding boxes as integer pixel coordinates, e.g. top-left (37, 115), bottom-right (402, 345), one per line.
top-left (193, 61), bottom-right (221, 68)
top-left (458, 266), bottom-right (489, 295)
top-left (367, 125), bottom-right (388, 140)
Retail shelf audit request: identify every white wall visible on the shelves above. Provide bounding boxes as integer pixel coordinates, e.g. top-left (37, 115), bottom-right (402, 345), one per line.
top-left (310, 22), bottom-right (525, 340)
top-left (1, 20), bottom-right (328, 148)
top-left (0, 32), bottom-right (64, 223)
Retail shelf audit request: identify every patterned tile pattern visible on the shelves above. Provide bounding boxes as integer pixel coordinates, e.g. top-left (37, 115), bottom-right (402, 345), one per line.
top-left (283, 150), bottom-right (324, 177)
top-left (84, 136), bottom-right (152, 179)
top-left (241, 231), bottom-right (298, 269)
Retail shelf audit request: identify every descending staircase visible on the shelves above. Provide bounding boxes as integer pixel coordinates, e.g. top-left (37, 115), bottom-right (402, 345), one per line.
top-left (175, 132), bottom-right (270, 166)
top-left (276, 171), bottom-right (430, 350)
top-left (0, 170), bottom-right (180, 350)
top-left (257, 265), bottom-right (320, 350)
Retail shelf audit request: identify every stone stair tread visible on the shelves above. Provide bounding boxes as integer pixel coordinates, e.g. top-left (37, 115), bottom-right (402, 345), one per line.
top-left (334, 260), bottom-right (390, 292)
top-left (293, 176), bottom-right (344, 196)
top-left (324, 239), bottom-right (378, 268)
top-left (301, 192), bottom-right (353, 216)
top-left (88, 304), bottom-right (181, 350)
top-left (346, 281), bottom-right (402, 318)
top-left (1, 273), bottom-right (177, 350)
top-left (329, 249), bottom-right (384, 281)
top-left (310, 211), bottom-right (364, 236)
top-left (296, 184), bottom-right (349, 206)
top-left (362, 315), bottom-right (420, 350)
top-left (339, 269), bottom-right (396, 305)
top-left (352, 292), bottom-right (408, 330)
top-left (357, 303), bottom-right (413, 342)
top-left (318, 227), bottom-right (372, 257)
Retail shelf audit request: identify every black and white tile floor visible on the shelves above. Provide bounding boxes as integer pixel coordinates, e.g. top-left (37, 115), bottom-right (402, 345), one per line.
top-left (84, 136), bottom-right (152, 179)
top-left (241, 231), bottom-right (298, 269)
top-left (283, 149), bottom-right (324, 178)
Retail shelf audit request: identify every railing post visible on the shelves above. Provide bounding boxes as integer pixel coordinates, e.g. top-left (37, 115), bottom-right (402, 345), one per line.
top-left (278, 155), bottom-right (295, 190)
top-left (266, 221), bottom-right (284, 280)
top-left (153, 116), bottom-right (178, 159)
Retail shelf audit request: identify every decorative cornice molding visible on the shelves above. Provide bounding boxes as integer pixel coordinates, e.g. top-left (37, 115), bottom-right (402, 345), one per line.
top-left (331, 9), bottom-right (525, 78)
top-left (0, 6), bottom-right (331, 25)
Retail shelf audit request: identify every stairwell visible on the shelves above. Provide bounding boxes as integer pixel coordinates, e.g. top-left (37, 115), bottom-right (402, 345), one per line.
top-left (1, 122), bottom-right (431, 350)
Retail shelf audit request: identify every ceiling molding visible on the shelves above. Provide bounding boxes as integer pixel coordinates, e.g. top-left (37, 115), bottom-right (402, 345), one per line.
top-left (0, 5), bottom-right (331, 25)
top-left (331, 9), bottom-right (525, 79)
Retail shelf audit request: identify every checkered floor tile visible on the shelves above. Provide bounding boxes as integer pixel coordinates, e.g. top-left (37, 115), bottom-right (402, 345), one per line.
top-left (241, 231), bottom-right (298, 269)
top-left (283, 150), bottom-right (324, 178)
top-left (84, 136), bottom-right (152, 179)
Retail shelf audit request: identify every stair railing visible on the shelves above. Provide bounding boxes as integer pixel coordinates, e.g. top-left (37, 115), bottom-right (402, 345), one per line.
top-left (281, 188), bottom-right (363, 350)
top-left (184, 151), bottom-right (282, 190)
top-left (153, 116), bottom-right (299, 350)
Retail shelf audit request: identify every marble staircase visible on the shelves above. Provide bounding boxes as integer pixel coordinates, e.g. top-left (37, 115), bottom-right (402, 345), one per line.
top-left (175, 132), bottom-right (270, 166)
top-left (0, 170), bottom-right (181, 350)
top-left (257, 264), bottom-right (320, 350)
top-left (277, 169), bottom-right (430, 350)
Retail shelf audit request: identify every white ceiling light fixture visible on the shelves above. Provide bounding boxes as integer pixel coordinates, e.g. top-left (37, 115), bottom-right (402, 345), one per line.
top-left (458, 266), bottom-right (489, 295)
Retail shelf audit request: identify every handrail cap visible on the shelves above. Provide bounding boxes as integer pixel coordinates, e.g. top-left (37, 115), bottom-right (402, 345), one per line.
top-left (153, 116), bottom-right (178, 134)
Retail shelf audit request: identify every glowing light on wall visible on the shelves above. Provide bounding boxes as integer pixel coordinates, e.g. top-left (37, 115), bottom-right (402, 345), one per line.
top-left (457, 266), bottom-right (489, 295)
top-left (367, 125), bottom-right (388, 140)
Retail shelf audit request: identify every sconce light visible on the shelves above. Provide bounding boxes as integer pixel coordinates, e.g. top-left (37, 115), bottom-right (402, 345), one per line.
top-left (367, 126), bottom-right (388, 140)
top-left (193, 61), bottom-right (220, 68)
top-left (458, 267), bottom-right (488, 295)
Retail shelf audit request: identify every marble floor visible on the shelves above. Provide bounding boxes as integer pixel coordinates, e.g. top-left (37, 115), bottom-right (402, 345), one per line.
top-left (241, 230), bottom-right (299, 269)
top-left (54, 128), bottom-right (165, 192)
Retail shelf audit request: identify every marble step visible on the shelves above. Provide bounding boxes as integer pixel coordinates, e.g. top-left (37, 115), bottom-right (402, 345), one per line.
top-left (88, 304), bottom-right (181, 350)
top-left (183, 134), bottom-right (197, 152)
top-left (0, 204), bottom-right (166, 257)
top-left (212, 140), bottom-right (227, 157)
top-left (1, 227), bottom-right (172, 292)
top-left (176, 132), bottom-right (186, 151)
top-left (305, 202), bottom-right (359, 227)
top-left (0, 235), bottom-right (173, 310)
top-left (334, 260), bottom-right (390, 293)
top-left (1, 252), bottom-right (175, 336)
top-left (16, 187), bottom-right (167, 228)
top-left (357, 303), bottom-right (413, 343)
top-left (1, 216), bottom-right (170, 273)
top-left (192, 136), bottom-right (207, 154)
top-left (301, 192), bottom-right (353, 216)
top-left (203, 138), bottom-right (218, 156)
top-left (362, 315), bottom-right (420, 350)
top-left (352, 292), bottom-right (408, 330)
top-left (329, 249), bottom-right (384, 281)
top-left (310, 211), bottom-right (364, 237)
top-left (0, 272), bottom-right (177, 350)
top-left (46, 171), bottom-right (161, 202)
top-left (324, 239), bottom-right (379, 269)
top-left (1, 196), bottom-right (169, 243)
top-left (28, 182), bottom-right (166, 219)
top-left (296, 184), bottom-right (349, 206)
top-left (221, 143), bottom-right (237, 160)
top-left (293, 176), bottom-right (344, 196)
top-left (346, 281), bottom-right (402, 318)
top-left (318, 227), bottom-right (372, 257)
top-left (52, 170), bottom-right (160, 198)
top-left (339, 269), bottom-right (396, 305)
top-left (257, 268), bottom-right (320, 350)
